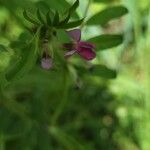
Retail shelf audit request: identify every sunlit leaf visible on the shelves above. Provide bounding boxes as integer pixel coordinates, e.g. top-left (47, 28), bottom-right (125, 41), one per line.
top-left (86, 6), bottom-right (128, 25)
top-left (0, 45), bottom-right (7, 52)
top-left (59, 14), bottom-right (71, 26)
top-left (89, 65), bottom-right (117, 79)
top-left (58, 19), bottom-right (84, 29)
top-left (76, 65), bottom-right (117, 79)
top-left (6, 28), bottom-right (41, 82)
top-left (94, 0), bottom-right (115, 3)
top-left (88, 34), bottom-right (123, 50)
top-left (69, 0), bottom-right (79, 15)
top-left (23, 10), bottom-right (40, 25)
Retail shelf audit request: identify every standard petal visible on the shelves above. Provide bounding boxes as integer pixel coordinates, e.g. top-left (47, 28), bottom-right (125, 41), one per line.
top-left (41, 58), bottom-right (53, 70)
top-left (79, 41), bottom-right (96, 49)
top-left (67, 29), bottom-right (81, 42)
top-left (77, 47), bottom-right (96, 60)
top-left (64, 50), bottom-right (76, 58)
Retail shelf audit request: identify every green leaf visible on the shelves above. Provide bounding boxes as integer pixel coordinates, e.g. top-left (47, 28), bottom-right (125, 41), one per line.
top-left (23, 10), bottom-right (40, 25)
top-left (0, 46), bottom-right (12, 74)
top-left (69, 0), bottom-right (79, 15)
top-left (53, 11), bottom-right (60, 26)
top-left (76, 65), bottom-right (117, 79)
top-left (88, 34), bottom-right (123, 50)
top-left (37, 9), bottom-right (45, 24)
top-left (49, 127), bottom-right (84, 150)
top-left (59, 14), bottom-right (71, 26)
top-left (58, 0), bottom-right (79, 26)
top-left (36, 127), bottom-right (52, 150)
top-left (57, 19), bottom-right (84, 29)
top-left (94, 0), bottom-right (115, 3)
top-left (86, 6), bottom-right (128, 26)
top-left (57, 30), bottom-right (71, 43)
top-left (0, 45), bottom-right (7, 52)
top-left (38, 0), bottom-right (70, 12)
top-left (46, 11), bottom-right (52, 26)
top-left (6, 27), bottom-right (41, 82)
top-left (0, 73), bottom-right (9, 88)
top-left (89, 65), bottom-right (117, 79)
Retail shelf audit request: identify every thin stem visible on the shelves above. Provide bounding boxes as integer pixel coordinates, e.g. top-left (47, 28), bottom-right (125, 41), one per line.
top-left (0, 134), bottom-right (5, 150)
top-left (51, 71), bottom-right (69, 125)
top-left (81, 0), bottom-right (92, 29)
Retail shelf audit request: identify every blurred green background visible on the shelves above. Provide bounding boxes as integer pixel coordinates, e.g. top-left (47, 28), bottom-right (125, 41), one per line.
top-left (0, 0), bottom-right (150, 149)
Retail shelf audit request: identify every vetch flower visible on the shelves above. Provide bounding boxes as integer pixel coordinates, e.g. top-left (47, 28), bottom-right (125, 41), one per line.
top-left (64, 29), bottom-right (96, 60)
top-left (41, 51), bottom-right (53, 70)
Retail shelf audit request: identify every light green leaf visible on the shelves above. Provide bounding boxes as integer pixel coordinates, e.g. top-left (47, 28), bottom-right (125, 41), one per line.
top-left (23, 10), bottom-right (40, 25)
top-left (94, 0), bottom-right (115, 3)
top-left (89, 65), bottom-right (117, 79)
top-left (88, 34), bottom-right (123, 50)
top-left (59, 0), bottom-right (79, 26)
top-left (69, 0), bottom-right (79, 15)
top-left (86, 6), bottom-right (128, 25)
top-left (6, 27), bottom-right (41, 82)
top-left (59, 14), bottom-right (71, 26)
top-left (57, 19), bottom-right (84, 29)
top-left (76, 65), bottom-right (117, 79)
top-left (0, 45), bottom-right (7, 52)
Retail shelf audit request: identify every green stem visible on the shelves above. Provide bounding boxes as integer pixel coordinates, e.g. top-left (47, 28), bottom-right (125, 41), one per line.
top-left (0, 134), bottom-right (5, 150)
top-left (51, 71), bottom-right (69, 125)
top-left (81, 0), bottom-right (92, 28)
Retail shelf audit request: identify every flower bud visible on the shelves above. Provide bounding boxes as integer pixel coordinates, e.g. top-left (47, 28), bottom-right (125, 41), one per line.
top-left (41, 57), bottom-right (53, 70)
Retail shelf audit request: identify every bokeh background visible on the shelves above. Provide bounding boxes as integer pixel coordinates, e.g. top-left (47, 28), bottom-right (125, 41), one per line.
top-left (0, 0), bottom-right (150, 149)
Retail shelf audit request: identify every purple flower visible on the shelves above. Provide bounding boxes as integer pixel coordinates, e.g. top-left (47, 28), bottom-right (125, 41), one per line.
top-left (64, 29), bottom-right (96, 61)
top-left (41, 52), bottom-right (53, 70)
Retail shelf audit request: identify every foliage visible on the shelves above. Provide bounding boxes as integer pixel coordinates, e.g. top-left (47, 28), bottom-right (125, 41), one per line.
top-left (0, 0), bottom-right (148, 149)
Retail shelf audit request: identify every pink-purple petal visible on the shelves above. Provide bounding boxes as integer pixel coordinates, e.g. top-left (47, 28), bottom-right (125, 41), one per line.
top-left (67, 29), bottom-right (81, 42)
top-left (79, 41), bottom-right (96, 49)
top-left (64, 50), bottom-right (76, 58)
top-left (77, 47), bottom-right (96, 60)
top-left (41, 58), bottom-right (53, 70)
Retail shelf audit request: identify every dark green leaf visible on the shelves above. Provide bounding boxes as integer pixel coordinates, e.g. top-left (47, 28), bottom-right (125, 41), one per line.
top-left (35, 1), bottom-right (50, 14)
top-left (76, 65), bottom-right (117, 79)
top-left (86, 6), bottom-right (128, 25)
top-left (88, 34), bottom-right (123, 50)
top-left (46, 11), bottom-right (52, 26)
top-left (0, 73), bottom-right (9, 88)
top-left (89, 65), bottom-right (117, 79)
top-left (23, 10), bottom-right (40, 25)
top-left (0, 45), bottom-right (7, 52)
top-left (6, 27), bottom-right (41, 82)
top-left (57, 19), bottom-right (84, 29)
top-left (53, 11), bottom-right (60, 26)
top-left (49, 127), bottom-right (84, 150)
top-left (69, 0), bottom-right (79, 15)
top-left (58, 0), bottom-right (79, 26)
top-left (37, 0), bottom-right (70, 12)
top-left (59, 13), bottom-right (71, 26)
top-left (37, 9), bottom-right (45, 24)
